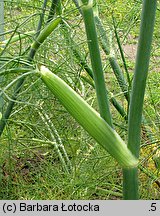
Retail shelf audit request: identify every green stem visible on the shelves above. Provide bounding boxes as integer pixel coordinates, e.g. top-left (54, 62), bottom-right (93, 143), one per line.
top-left (94, 15), bottom-right (110, 55)
top-left (109, 56), bottom-right (129, 102)
top-left (80, 0), bottom-right (112, 126)
top-left (61, 22), bottom-right (93, 78)
top-left (73, 1), bottom-right (127, 120)
top-left (62, 17), bottom-right (127, 120)
top-left (35, 0), bottom-right (48, 38)
top-left (112, 16), bottom-right (131, 88)
top-left (29, 17), bottom-right (61, 60)
top-left (0, 15), bottom-right (61, 137)
top-left (94, 14), bottom-right (129, 105)
top-left (123, 0), bottom-right (157, 200)
top-left (110, 96), bottom-right (127, 120)
top-left (47, 0), bottom-right (61, 22)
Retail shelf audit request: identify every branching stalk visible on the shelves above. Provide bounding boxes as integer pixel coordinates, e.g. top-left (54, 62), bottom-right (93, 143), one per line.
top-left (94, 9), bottom-right (130, 107)
top-left (0, 15), bottom-right (61, 137)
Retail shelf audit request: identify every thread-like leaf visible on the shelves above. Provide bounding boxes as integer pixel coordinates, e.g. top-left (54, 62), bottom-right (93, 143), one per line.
top-left (38, 66), bottom-right (138, 168)
top-left (1, 31), bottom-right (35, 45)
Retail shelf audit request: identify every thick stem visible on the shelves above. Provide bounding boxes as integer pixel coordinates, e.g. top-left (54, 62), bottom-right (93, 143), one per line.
top-left (123, 0), bottom-right (157, 200)
top-left (81, 1), bottom-right (113, 127)
top-left (123, 168), bottom-right (138, 199)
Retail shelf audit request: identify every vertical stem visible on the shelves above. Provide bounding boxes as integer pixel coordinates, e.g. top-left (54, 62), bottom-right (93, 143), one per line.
top-left (123, 0), bottom-right (157, 200)
top-left (35, 0), bottom-right (48, 37)
top-left (47, 0), bottom-right (61, 22)
top-left (112, 16), bottom-right (131, 88)
top-left (109, 56), bottom-right (129, 102)
top-left (94, 12), bottom-right (129, 115)
top-left (62, 21), bottom-right (127, 120)
top-left (80, 0), bottom-right (112, 127)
